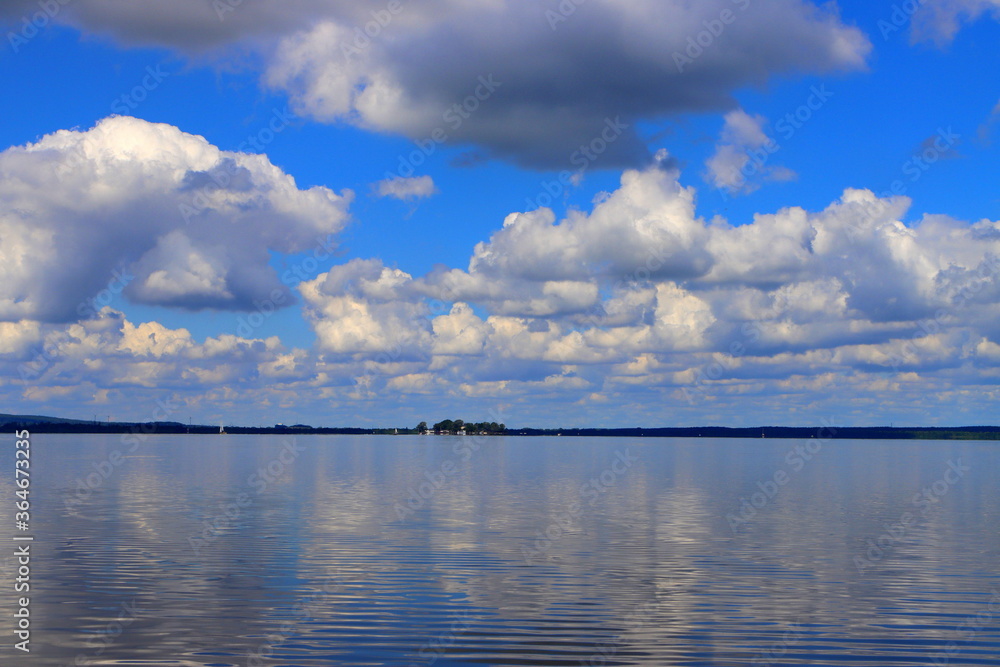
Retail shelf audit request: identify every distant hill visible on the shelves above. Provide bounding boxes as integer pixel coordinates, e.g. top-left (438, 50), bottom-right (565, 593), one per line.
top-left (0, 412), bottom-right (193, 433)
top-left (0, 412), bottom-right (385, 435)
top-left (0, 412), bottom-right (97, 425)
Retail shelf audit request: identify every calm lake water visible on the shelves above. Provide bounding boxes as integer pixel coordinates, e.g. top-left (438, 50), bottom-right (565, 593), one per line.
top-left (1, 434), bottom-right (999, 666)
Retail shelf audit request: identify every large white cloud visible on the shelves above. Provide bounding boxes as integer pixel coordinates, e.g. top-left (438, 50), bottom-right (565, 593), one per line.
top-left (260, 0), bottom-right (870, 167)
top-left (285, 161), bottom-right (1000, 421)
top-left (462, 164), bottom-right (712, 283)
top-left (3, 147), bottom-right (998, 425)
top-left (2, 0), bottom-right (870, 169)
top-left (0, 306), bottom-right (354, 424)
top-left (0, 116), bottom-right (352, 321)
top-left (299, 258), bottom-right (432, 358)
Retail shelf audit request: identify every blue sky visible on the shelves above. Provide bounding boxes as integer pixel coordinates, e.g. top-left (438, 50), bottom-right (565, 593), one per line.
top-left (1, 0), bottom-right (998, 428)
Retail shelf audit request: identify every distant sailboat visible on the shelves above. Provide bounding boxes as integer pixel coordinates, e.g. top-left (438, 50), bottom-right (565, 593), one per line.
top-left (219, 422), bottom-right (227, 435)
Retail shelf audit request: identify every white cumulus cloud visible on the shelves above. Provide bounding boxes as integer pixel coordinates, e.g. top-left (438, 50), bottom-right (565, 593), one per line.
top-left (0, 116), bottom-right (352, 321)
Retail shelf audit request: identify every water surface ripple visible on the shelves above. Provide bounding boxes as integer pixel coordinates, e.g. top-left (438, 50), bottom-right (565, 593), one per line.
top-left (1, 435), bottom-right (998, 666)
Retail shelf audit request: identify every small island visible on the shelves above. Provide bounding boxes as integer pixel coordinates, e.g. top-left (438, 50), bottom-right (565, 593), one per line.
top-left (418, 420), bottom-right (507, 435)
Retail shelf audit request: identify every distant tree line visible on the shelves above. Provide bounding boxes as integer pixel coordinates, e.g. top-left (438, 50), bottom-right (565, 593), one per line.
top-left (417, 420), bottom-right (506, 434)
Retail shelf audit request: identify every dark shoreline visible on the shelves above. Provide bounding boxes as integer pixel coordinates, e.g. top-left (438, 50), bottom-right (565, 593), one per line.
top-left (3, 414), bottom-right (998, 440)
